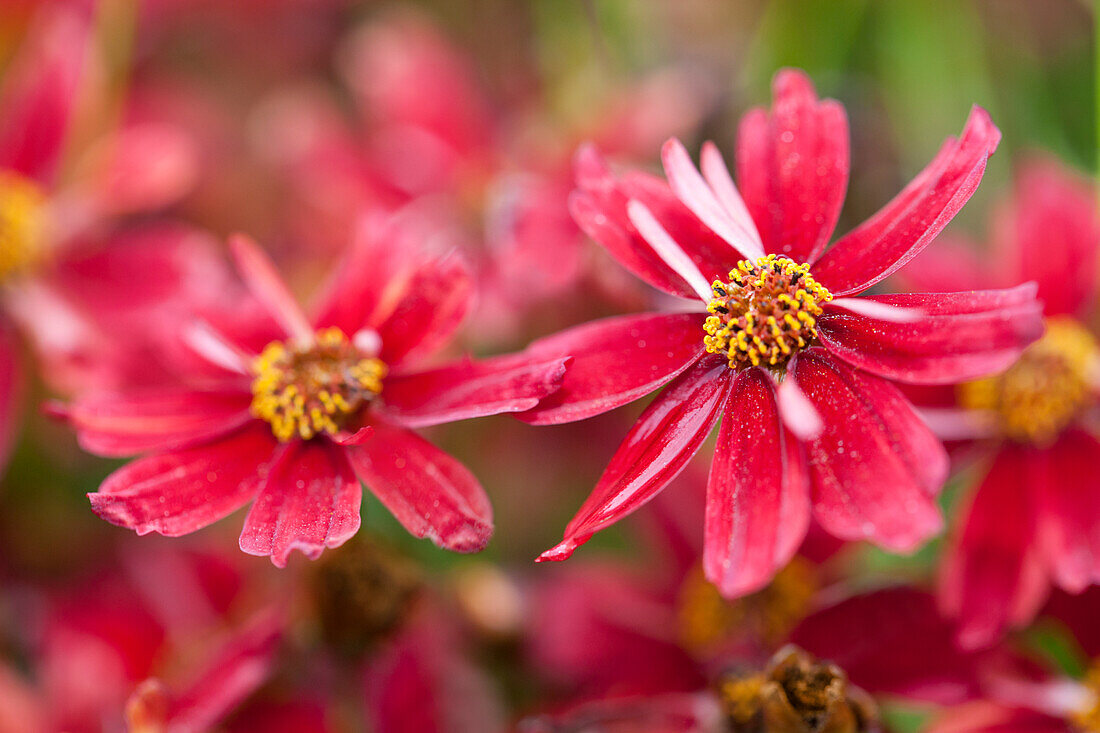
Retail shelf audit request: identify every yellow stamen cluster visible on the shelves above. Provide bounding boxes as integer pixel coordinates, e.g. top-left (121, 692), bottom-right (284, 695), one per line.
top-left (1070, 659), bottom-right (1100, 732)
top-left (250, 327), bottom-right (387, 442)
top-left (704, 254), bottom-right (832, 371)
top-left (0, 171), bottom-right (47, 280)
top-left (959, 317), bottom-right (1098, 446)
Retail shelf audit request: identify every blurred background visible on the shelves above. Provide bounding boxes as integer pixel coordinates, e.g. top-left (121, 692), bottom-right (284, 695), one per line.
top-left (0, 1), bottom-right (1094, 731)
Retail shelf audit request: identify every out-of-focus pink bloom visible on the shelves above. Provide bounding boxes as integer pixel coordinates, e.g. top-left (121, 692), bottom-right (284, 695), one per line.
top-left (901, 159), bottom-right (1100, 649)
top-left (522, 69), bottom-right (1042, 599)
top-left (63, 218), bottom-right (568, 566)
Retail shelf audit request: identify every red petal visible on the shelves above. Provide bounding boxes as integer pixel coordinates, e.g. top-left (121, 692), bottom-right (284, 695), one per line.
top-left (735, 69), bottom-right (849, 264)
top-left (812, 106), bottom-right (1001, 296)
top-left (704, 368), bottom-right (810, 597)
top-left (89, 424), bottom-right (276, 537)
top-left (817, 285), bottom-right (1044, 384)
top-left (793, 349), bottom-right (946, 552)
top-left (789, 588), bottom-right (983, 704)
top-left (370, 252), bottom-right (472, 367)
top-left (539, 358), bottom-right (732, 562)
top-left (376, 353), bottom-right (568, 428)
top-left (939, 446), bottom-right (1048, 649)
top-left (67, 387), bottom-right (253, 457)
top-left (346, 424), bottom-right (492, 552)
top-left (0, 5), bottom-right (92, 181)
top-left (570, 145), bottom-right (738, 298)
top-left (1034, 430), bottom-right (1100, 593)
top-left (0, 325), bottom-right (24, 476)
top-left (996, 158), bottom-right (1100, 316)
top-left (516, 312), bottom-right (705, 425)
top-left (238, 441), bottom-right (361, 567)
top-left (229, 234), bottom-right (313, 343)
top-left (163, 613), bottom-right (282, 732)
top-left (891, 233), bottom-right (989, 293)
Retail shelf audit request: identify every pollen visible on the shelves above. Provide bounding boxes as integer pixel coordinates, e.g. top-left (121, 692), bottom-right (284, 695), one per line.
top-left (958, 317), bottom-right (1098, 446)
top-left (703, 254), bottom-right (831, 371)
top-left (0, 171), bottom-right (47, 280)
top-left (1070, 659), bottom-right (1100, 733)
top-left (250, 327), bottom-right (387, 442)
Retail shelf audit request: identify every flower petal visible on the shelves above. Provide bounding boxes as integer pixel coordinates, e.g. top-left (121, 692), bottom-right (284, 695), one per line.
top-left (812, 106), bottom-right (1001, 296)
top-left (0, 324), bottom-right (24, 477)
top-left (65, 387), bottom-right (254, 457)
top-left (538, 358), bottom-right (732, 562)
top-left (516, 312), bottom-right (705, 425)
top-left (735, 69), bottom-right (849, 264)
top-left (627, 199), bottom-right (714, 302)
top-left (376, 353), bottom-right (568, 428)
top-left (88, 424), bottom-right (276, 537)
top-left (704, 368), bottom-right (811, 598)
top-left (1034, 430), bottom-right (1100, 594)
top-left (817, 285), bottom-right (1044, 384)
top-left (346, 423), bottom-right (492, 552)
top-left (792, 349), bottom-right (946, 552)
top-left (789, 588), bottom-right (984, 704)
top-left (229, 234), bottom-right (313, 343)
top-left (239, 440), bottom-right (361, 567)
top-left (939, 446), bottom-right (1048, 649)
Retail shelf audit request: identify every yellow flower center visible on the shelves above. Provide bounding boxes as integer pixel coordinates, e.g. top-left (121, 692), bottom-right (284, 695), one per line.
top-left (958, 318), bottom-right (1098, 446)
top-left (250, 327), bottom-right (387, 442)
top-left (0, 170), bottom-right (47, 279)
top-left (1070, 660), bottom-right (1100, 732)
top-left (704, 255), bottom-right (832, 371)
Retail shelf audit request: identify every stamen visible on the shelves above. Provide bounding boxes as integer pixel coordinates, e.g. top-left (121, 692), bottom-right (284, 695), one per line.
top-left (703, 255), bottom-right (832, 371)
top-left (958, 317), bottom-right (1098, 446)
top-left (0, 171), bottom-right (47, 279)
top-left (250, 326), bottom-right (387, 442)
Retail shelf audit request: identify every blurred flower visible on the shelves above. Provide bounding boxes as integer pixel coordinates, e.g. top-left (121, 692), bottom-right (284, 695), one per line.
top-left (901, 159), bottom-right (1100, 649)
top-left (62, 216), bottom-right (568, 565)
top-left (522, 68), bottom-right (1042, 598)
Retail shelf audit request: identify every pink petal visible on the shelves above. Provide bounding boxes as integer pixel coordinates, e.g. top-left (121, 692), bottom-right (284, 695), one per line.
top-left (793, 349), bottom-right (946, 552)
top-left (238, 440), bottom-right (361, 567)
top-left (812, 106), bottom-right (1001, 295)
top-left (369, 252), bottom-right (473, 368)
top-left (570, 145), bottom-right (740, 299)
top-left (87, 122), bottom-right (200, 215)
top-left (704, 368), bottom-right (810, 598)
top-left (817, 285), bottom-right (1045, 384)
top-left (789, 588), bottom-right (983, 704)
top-left (162, 612), bottom-right (282, 732)
top-left (700, 141), bottom-right (763, 252)
top-left (735, 69), bottom-right (849, 264)
top-left (0, 4), bottom-right (92, 181)
top-left (627, 199), bottom-right (714, 302)
top-left (516, 312), bottom-right (705, 425)
top-left (538, 358), bottom-right (732, 562)
top-left (1034, 430), bottom-right (1100, 593)
top-left (375, 353), bottom-right (568, 428)
top-left (996, 157), bottom-right (1100, 316)
top-left (66, 387), bottom-right (254, 457)
top-left (773, 374), bottom-right (823, 441)
top-left (346, 423), bottom-right (492, 552)
top-left (891, 234), bottom-right (990, 293)
top-left (89, 424), bottom-right (276, 537)
top-left (661, 138), bottom-right (764, 260)
top-left (939, 446), bottom-right (1049, 649)
top-left (228, 234), bottom-right (313, 343)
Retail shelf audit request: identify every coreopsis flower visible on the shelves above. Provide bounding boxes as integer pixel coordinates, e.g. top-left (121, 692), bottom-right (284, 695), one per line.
top-left (898, 159), bottom-right (1100, 649)
top-left (63, 223), bottom-right (568, 566)
top-left (522, 68), bottom-right (1043, 598)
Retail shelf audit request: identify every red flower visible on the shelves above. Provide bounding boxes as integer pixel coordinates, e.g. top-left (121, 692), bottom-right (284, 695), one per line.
top-left (522, 69), bottom-right (1044, 598)
top-left (901, 159), bottom-right (1100, 649)
top-left (64, 222), bottom-right (568, 566)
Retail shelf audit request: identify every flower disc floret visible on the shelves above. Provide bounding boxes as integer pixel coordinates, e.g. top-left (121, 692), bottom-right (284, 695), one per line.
top-left (703, 255), bottom-right (832, 371)
top-left (0, 171), bottom-right (47, 279)
top-left (250, 327), bottom-right (387, 442)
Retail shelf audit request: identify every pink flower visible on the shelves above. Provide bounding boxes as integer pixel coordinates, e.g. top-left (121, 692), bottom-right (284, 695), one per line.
top-left (63, 220), bottom-right (568, 566)
top-left (900, 159), bottom-right (1100, 649)
top-left (522, 69), bottom-right (1043, 598)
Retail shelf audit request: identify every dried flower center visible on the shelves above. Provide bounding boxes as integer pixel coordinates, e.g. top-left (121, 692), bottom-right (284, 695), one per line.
top-left (704, 255), bottom-right (832, 371)
top-left (717, 646), bottom-right (879, 733)
top-left (0, 171), bottom-right (47, 280)
top-left (958, 318), bottom-right (1098, 446)
top-left (1071, 661), bottom-right (1100, 732)
top-left (250, 327), bottom-right (387, 442)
